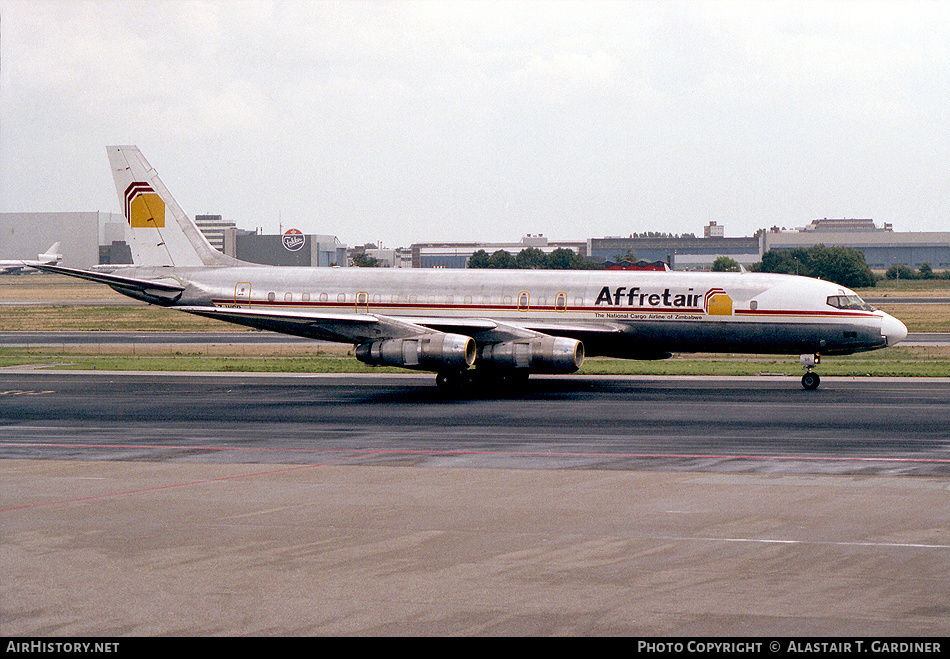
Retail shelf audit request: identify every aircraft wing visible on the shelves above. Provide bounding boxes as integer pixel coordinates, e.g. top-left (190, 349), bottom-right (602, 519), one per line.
top-left (415, 316), bottom-right (624, 344)
top-left (176, 305), bottom-right (451, 344)
top-left (31, 263), bottom-right (185, 304)
top-left (175, 306), bottom-right (621, 347)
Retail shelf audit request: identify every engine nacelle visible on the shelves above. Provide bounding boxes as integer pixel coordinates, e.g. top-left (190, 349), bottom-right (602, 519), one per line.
top-left (479, 337), bottom-right (584, 374)
top-left (355, 332), bottom-right (476, 371)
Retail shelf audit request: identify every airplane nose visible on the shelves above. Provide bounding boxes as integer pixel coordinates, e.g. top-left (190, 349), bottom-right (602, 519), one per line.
top-left (881, 313), bottom-right (908, 346)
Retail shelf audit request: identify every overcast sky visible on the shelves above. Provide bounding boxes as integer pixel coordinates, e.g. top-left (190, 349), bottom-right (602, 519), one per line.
top-left (1, 1), bottom-right (947, 247)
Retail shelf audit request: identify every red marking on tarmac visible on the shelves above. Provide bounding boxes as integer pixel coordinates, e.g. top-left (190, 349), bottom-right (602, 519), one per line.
top-left (4, 441), bottom-right (950, 464)
top-left (0, 449), bottom-right (378, 512)
top-left (4, 441), bottom-right (950, 513)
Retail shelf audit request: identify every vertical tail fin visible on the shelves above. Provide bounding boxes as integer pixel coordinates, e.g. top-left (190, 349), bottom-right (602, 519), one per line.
top-left (39, 243), bottom-right (62, 263)
top-left (108, 146), bottom-right (238, 267)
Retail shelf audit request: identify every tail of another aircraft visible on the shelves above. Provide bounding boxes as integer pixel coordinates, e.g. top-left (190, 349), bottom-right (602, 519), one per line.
top-left (39, 242), bottom-right (62, 264)
top-left (108, 145), bottom-right (240, 267)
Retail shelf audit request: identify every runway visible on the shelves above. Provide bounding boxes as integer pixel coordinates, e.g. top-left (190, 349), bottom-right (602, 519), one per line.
top-left (2, 371), bottom-right (950, 635)
top-left (3, 371), bottom-right (950, 475)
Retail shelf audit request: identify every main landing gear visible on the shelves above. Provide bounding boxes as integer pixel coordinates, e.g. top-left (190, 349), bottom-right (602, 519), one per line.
top-left (800, 354), bottom-right (821, 390)
top-left (435, 369), bottom-right (468, 392)
top-left (435, 368), bottom-right (530, 393)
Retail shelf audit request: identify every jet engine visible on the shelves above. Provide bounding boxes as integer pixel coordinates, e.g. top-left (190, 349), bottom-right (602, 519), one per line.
top-left (355, 332), bottom-right (476, 371)
top-left (478, 336), bottom-right (584, 374)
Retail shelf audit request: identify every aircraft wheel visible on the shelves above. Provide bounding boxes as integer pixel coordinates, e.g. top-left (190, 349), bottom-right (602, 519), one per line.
top-left (505, 371), bottom-right (530, 387)
top-left (801, 372), bottom-right (820, 390)
top-left (469, 369), bottom-right (528, 389)
top-left (485, 370), bottom-right (528, 390)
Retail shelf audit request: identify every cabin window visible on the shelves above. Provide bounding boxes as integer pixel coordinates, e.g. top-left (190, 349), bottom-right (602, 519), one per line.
top-left (319, 293), bottom-right (328, 303)
top-left (464, 295), bottom-right (473, 305)
top-left (750, 301), bottom-right (758, 311)
top-left (284, 293), bottom-right (292, 302)
top-left (302, 293), bottom-right (310, 302)
top-left (267, 292), bottom-right (276, 302)
top-left (337, 293), bottom-right (346, 303)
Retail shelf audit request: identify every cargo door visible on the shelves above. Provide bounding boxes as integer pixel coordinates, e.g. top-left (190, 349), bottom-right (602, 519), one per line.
top-left (518, 291), bottom-right (530, 312)
top-left (355, 291), bottom-right (370, 314)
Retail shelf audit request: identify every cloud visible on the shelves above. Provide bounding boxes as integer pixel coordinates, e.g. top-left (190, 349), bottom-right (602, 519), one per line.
top-left (1, 0), bottom-right (947, 245)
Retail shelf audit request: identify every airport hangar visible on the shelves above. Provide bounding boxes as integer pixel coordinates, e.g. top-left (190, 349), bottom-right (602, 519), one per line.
top-left (761, 219), bottom-right (950, 272)
top-left (0, 212), bottom-right (125, 269)
top-left (402, 220), bottom-right (950, 272)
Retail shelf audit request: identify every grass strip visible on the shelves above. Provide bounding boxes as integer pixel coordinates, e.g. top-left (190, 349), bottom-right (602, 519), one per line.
top-left (3, 346), bottom-right (948, 377)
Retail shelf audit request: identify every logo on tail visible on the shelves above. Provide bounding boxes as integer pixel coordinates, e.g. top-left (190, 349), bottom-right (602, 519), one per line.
top-left (124, 182), bottom-right (165, 228)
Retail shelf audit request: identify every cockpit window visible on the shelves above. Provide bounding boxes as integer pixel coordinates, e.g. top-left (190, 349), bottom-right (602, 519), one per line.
top-left (826, 295), bottom-right (876, 311)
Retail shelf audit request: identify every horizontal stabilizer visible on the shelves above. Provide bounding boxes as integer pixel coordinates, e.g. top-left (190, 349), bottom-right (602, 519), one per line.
top-left (31, 263), bottom-right (184, 304)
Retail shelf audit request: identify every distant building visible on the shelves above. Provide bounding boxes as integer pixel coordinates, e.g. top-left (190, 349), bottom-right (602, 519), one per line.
top-left (802, 218), bottom-right (892, 232)
top-left (604, 260), bottom-right (670, 271)
top-left (704, 221), bottom-right (724, 238)
top-left (223, 228), bottom-right (347, 267)
top-left (587, 234), bottom-right (761, 271)
top-left (411, 235), bottom-right (587, 268)
top-left (194, 214), bottom-right (236, 252)
top-left (350, 245), bottom-right (413, 268)
top-left (764, 220), bottom-right (950, 270)
top-left (99, 241), bottom-right (133, 266)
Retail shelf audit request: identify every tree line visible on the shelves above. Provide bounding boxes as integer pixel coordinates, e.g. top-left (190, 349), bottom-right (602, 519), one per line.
top-left (466, 247), bottom-right (600, 270)
top-left (751, 245), bottom-right (878, 288)
top-left (884, 262), bottom-right (950, 280)
top-left (353, 243), bottom-right (944, 290)
top-left (467, 244), bottom-right (883, 288)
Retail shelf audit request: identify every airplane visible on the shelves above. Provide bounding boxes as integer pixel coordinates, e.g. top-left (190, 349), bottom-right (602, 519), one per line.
top-left (0, 242), bottom-right (62, 275)
top-left (35, 145), bottom-right (908, 391)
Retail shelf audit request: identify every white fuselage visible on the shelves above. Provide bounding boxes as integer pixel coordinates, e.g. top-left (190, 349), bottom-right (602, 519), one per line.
top-left (124, 265), bottom-right (905, 357)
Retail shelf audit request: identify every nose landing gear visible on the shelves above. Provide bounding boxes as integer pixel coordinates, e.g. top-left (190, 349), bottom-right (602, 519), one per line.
top-left (800, 354), bottom-right (821, 390)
